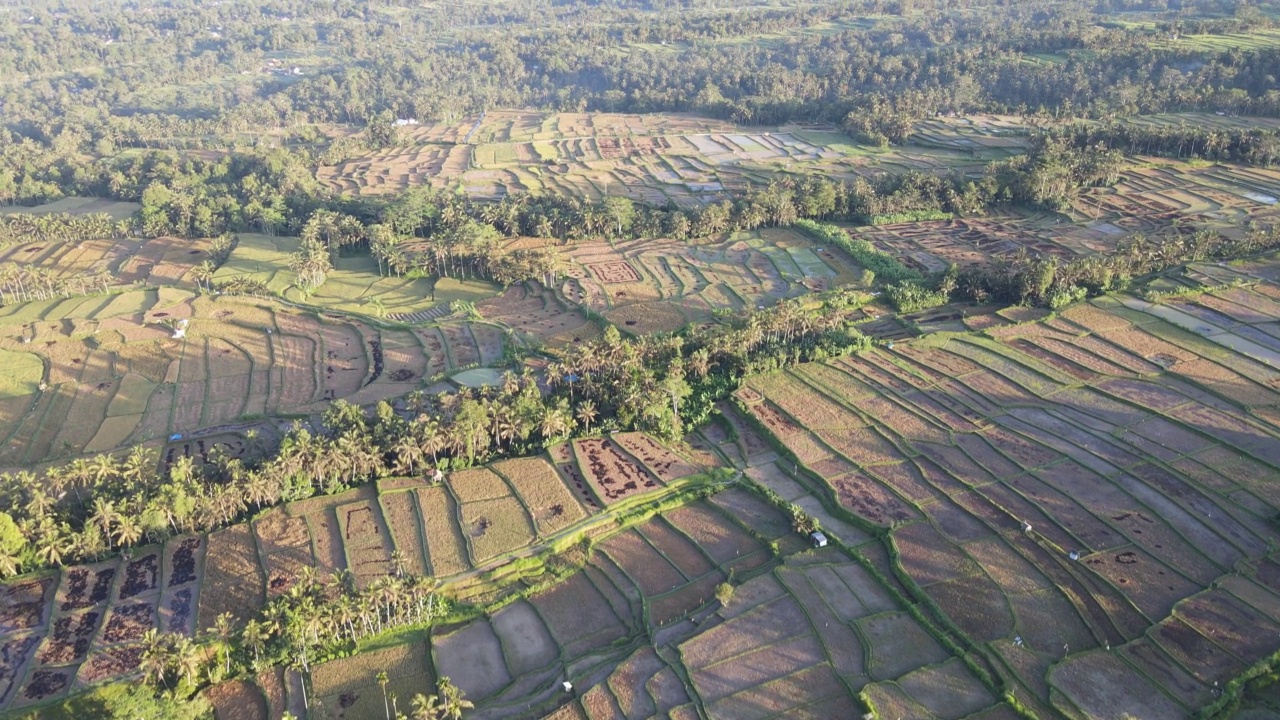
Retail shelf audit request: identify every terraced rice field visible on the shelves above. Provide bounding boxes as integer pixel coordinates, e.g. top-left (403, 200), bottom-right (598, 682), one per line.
top-left (0, 290), bottom-right (497, 463)
top-left (316, 110), bottom-right (983, 206)
top-left (733, 285), bottom-right (1280, 719)
top-left (0, 235), bottom-right (218, 289)
top-left (419, 485), bottom-right (1028, 720)
top-left (548, 228), bottom-right (862, 332)
top-left (0, 433), bottom-right (711, 713)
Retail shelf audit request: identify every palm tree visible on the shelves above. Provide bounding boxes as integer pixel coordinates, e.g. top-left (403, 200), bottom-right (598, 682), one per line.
top-left (392, 436), bottom-right (424, 476)
top-left (575, 401), bottom-right (597, 434)
top-left (378, 670), bottom-right (391, 720)
top-left (435, 678), bottom-right (473, 720)
top-left (36, 528), bottom-right (73, 567)
top-left (89, 498), bottom-right (119, 540)
top-left (140, 629), bottom-right (171, 688)
top-left (113, 515), bottom-right (144, 548)
top-left (190, 260), bottom-right (216, 292)
top-left (241, 619), bottom-right (270, 666)
top-left (409, 678), bottom-right (472, 720)
top-left (208, 612), bottom-right (236, 676)
top-left (171, 635), bottom-right (202, 686)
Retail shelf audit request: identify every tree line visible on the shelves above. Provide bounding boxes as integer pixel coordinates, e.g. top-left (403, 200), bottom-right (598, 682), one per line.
top-left (888, 222), bottom-right (1280, 311)
top-left (1039, 122), bottom-right (1280, 167)
top-left (5, 0), bottom-right (1280, 175)
top-left (131, 561), bottom-right (469, 720)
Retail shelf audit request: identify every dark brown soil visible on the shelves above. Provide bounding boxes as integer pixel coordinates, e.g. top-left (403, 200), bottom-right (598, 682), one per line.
top-left (120, 554), bottom-right (159, 599)
top-left (37, 611), bottom-right (100, 665)
top-left (22, 668), bottom-right (70, 701)
top-left (168, 537), bottom-right (200, 587)
top-left (101, 602), bottom-right (155, 644)
top-left (166, 588), bottom-right (193, 633)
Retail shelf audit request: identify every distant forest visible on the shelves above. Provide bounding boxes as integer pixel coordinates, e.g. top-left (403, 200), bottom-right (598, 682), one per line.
top-left (2, 0), bottom-right (1280, 157)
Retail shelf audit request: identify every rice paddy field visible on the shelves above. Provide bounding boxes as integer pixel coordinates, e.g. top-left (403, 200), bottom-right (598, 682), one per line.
top-left (316, 110), bottom-right (995, 206)
top-left (728, 273), bottom-right (1280, 719)
top-left (0, 433), bottom-right (716, 714)
top-left (0, 287), bottom-right (503, 465)
top-left (0, 198), bottom-right (141, 223)
top-left (545, 227), bottom-right (865, 333)
top-left (0, 234), bottom-right (219, 288)
top-left (8, 110), bottom-right (1280, 720)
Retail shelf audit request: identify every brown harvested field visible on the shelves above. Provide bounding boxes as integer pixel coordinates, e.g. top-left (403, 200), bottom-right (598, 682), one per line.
top-left (581, 683), bottom-right (624, 719)
top-left (1175, 589), bottom-right (1280, 665)
top-left (691, 633), bottom-right (826, 703)
top-left (162, 535), bottom-right (203, 590)
top-left (1118, 639), bottom-right (1213, 710)
top-left (197, 524), bottom-right (264, 628)
top-left (706, 487), bottom-right (793, 540)
top-left (460, 496), bottom-right (536, 563)
top-left (491, 456), bottom-right (589, 536)
top-left (489, 599), bottom-right (557, 677)
top-left (604, 646), bottom-right (664, 718)
top-left (303, 509), bottom-right (346, 576)
top-left (924, 574), bottom-right (1015, 643)
top-left (752, 373), bottom-right (863, 431)
top-left (860, 681), bottom-right (939, 720)
top-left (636, 519), bottom-right (715, 580)
top-left (742, 398), bottom-right (806, 438)
top-left (253, 510), bottom-right (314, 597)
top-left (314, 641), bottom-right (434, 720)
top-left (858, 611), bottom-right (951, 680)
top-left (206, 679), bottom-right (267, 720)
top-left (705, 664), bottom-right (851, 719)
top-left (98, 600), bottom-right (157, 644)
top-left (379, 491), bottom-right (429, 577)
top-left (600, 529), bottom-right (686, 597)
top-left (432, 618), bottom-right (512, 704)
top-left (0, 576), bottom-right (55, 636)
top-left (448, 467), bottom-right (515, 503)
top-left (648, 573), bottom-right (724, 626)
top-left (252, 508), bottom-right (310, 556)
top-left (815, 425), bottom-right (904, 466)
top-left (415, 486), bottom-right (469, 576)
top-left (74, 642), bottom-right (142, 688)
top-left (896, 658), bottom-right (996, 720)
top-left (256, 668), bottom-right (287, 720)
top-left (829, 471), bottom-right (918, 526)
top-left (529, 572), bottom-right (626, 655)
top-left (588, 261), bottom-right (642, 284)
top-left (35, 610), bottom-right (100, 666)
top-left (663, 502), bottom-right (765, 565)
top-left (612, 432), bottom-right (701, 481)
top-left (573, 437), bottom-right (661, 504)
top-left (773, 565), bottom-right (865, 676)
top-left (116, 551), bottom-right (160, 601)
top-left (52, 556), bottom-right (117, 609)
top-left (1049, 651), bottom-right (1185, 720)
top-left (680, 594), bottom-right (812, 669)
top-left (1082, 546), bottom-right (1200, 622)
top-left (892, 522), bottom-right (979, 587)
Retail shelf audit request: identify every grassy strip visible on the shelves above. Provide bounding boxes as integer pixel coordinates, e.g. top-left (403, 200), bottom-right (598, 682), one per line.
top-left (792, 219), bottom-right (922, 284)
top-left (1200, 646), bottom-right (1280, 719)
top-left (867, 210), bottom-right (953, 225)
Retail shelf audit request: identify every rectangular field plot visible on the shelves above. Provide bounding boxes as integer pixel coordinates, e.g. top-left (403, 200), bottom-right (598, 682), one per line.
top-left (313, 642), bottom-right (434, 720)
top-left (572, 437), bottom-right (662, 504)
top-left (491, 456), bottom-right (591, 537)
